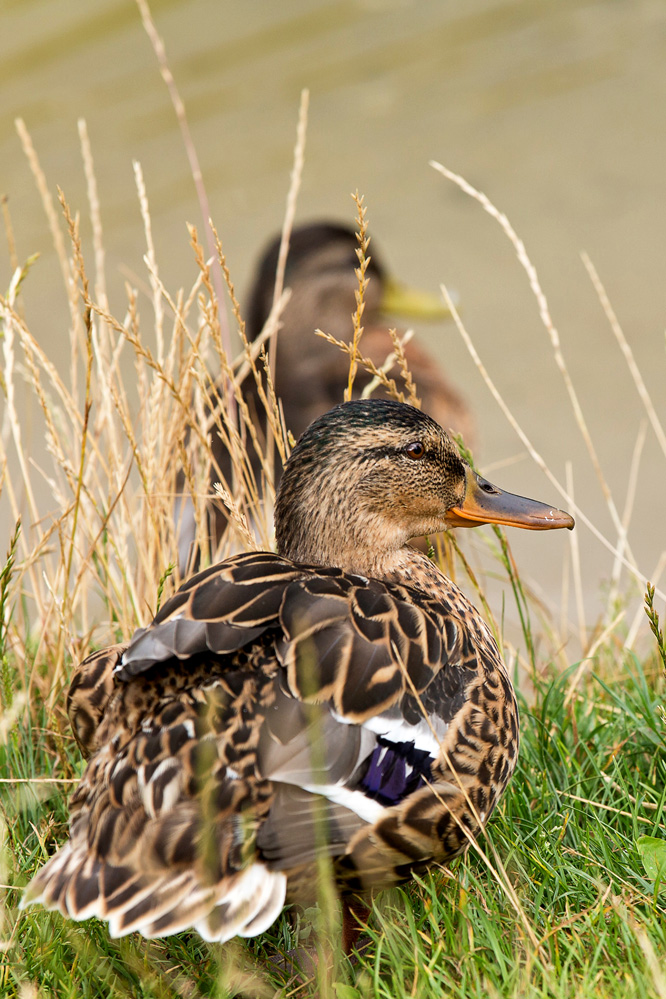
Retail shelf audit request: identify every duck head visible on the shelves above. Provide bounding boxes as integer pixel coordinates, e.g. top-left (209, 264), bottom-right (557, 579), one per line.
top-left (246, 222), bottom-right (450, 345)
top-left (275, 399), bottom-right (573, 575)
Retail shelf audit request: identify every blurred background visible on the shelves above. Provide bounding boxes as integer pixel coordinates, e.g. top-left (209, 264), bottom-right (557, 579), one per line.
top-left (2, 0), bottom-right (666, 645)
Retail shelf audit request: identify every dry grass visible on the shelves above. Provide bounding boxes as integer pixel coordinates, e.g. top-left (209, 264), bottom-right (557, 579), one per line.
top-left (430, 160), bottom-right (666, 651)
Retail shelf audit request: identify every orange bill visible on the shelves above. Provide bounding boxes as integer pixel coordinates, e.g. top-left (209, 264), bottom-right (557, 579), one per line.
top-left (445, 467), bottom-right (575, 531)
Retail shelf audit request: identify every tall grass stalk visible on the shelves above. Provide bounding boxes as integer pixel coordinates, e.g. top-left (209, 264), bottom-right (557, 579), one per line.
top-left (430, 159), bottom-right (666, 620)
top-left (0, 72), bottom-right (664, 998)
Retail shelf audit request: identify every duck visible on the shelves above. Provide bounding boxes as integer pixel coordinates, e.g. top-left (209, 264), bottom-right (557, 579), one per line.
top-left (243, 221), bottom-right (473, 443)
top-left (200, 222), bottom-right (474, 556)
top-left (23, 399), bottom-right (573, 950)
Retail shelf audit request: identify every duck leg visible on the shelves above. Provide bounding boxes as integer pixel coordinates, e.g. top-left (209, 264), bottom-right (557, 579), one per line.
top-left (341, 895), bottom-right (370, 955)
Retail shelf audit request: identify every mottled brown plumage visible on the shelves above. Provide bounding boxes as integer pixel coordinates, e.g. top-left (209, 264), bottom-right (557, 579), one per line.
top-left (24, 399), bottom-right (573, 945)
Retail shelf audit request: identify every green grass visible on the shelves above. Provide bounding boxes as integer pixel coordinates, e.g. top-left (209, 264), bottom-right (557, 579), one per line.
top-left (2, 650), bottom-right (665, 998)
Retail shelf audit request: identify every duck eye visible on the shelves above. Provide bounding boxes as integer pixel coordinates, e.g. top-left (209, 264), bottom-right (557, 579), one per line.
top-left (405, 441), bottom-right (425, 460)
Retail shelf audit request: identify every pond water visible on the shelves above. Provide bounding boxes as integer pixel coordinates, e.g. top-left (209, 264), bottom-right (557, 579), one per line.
top-left (2, 0), bottom-right (666, 652)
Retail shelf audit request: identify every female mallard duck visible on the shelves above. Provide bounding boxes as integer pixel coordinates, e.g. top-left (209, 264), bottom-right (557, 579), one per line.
top-left (24, 400), bottom-right (573, 947)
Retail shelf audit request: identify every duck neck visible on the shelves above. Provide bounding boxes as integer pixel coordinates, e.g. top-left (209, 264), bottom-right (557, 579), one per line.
top-left (278, 517), bottom-right (448, 594)
top-left (378, 545), bottom-right (452, 596)
top-left (276, 515), bottom-right (395, 578)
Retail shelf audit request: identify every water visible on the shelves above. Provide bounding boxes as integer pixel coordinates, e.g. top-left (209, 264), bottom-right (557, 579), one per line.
top-left (2, 0), bottom-right (666, 646)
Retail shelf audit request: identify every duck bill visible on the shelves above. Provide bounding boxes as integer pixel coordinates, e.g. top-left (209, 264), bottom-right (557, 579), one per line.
top-left (380, 277), bottom-right (457, 321)
top-left (445, 467), bottom-right (575, 531)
